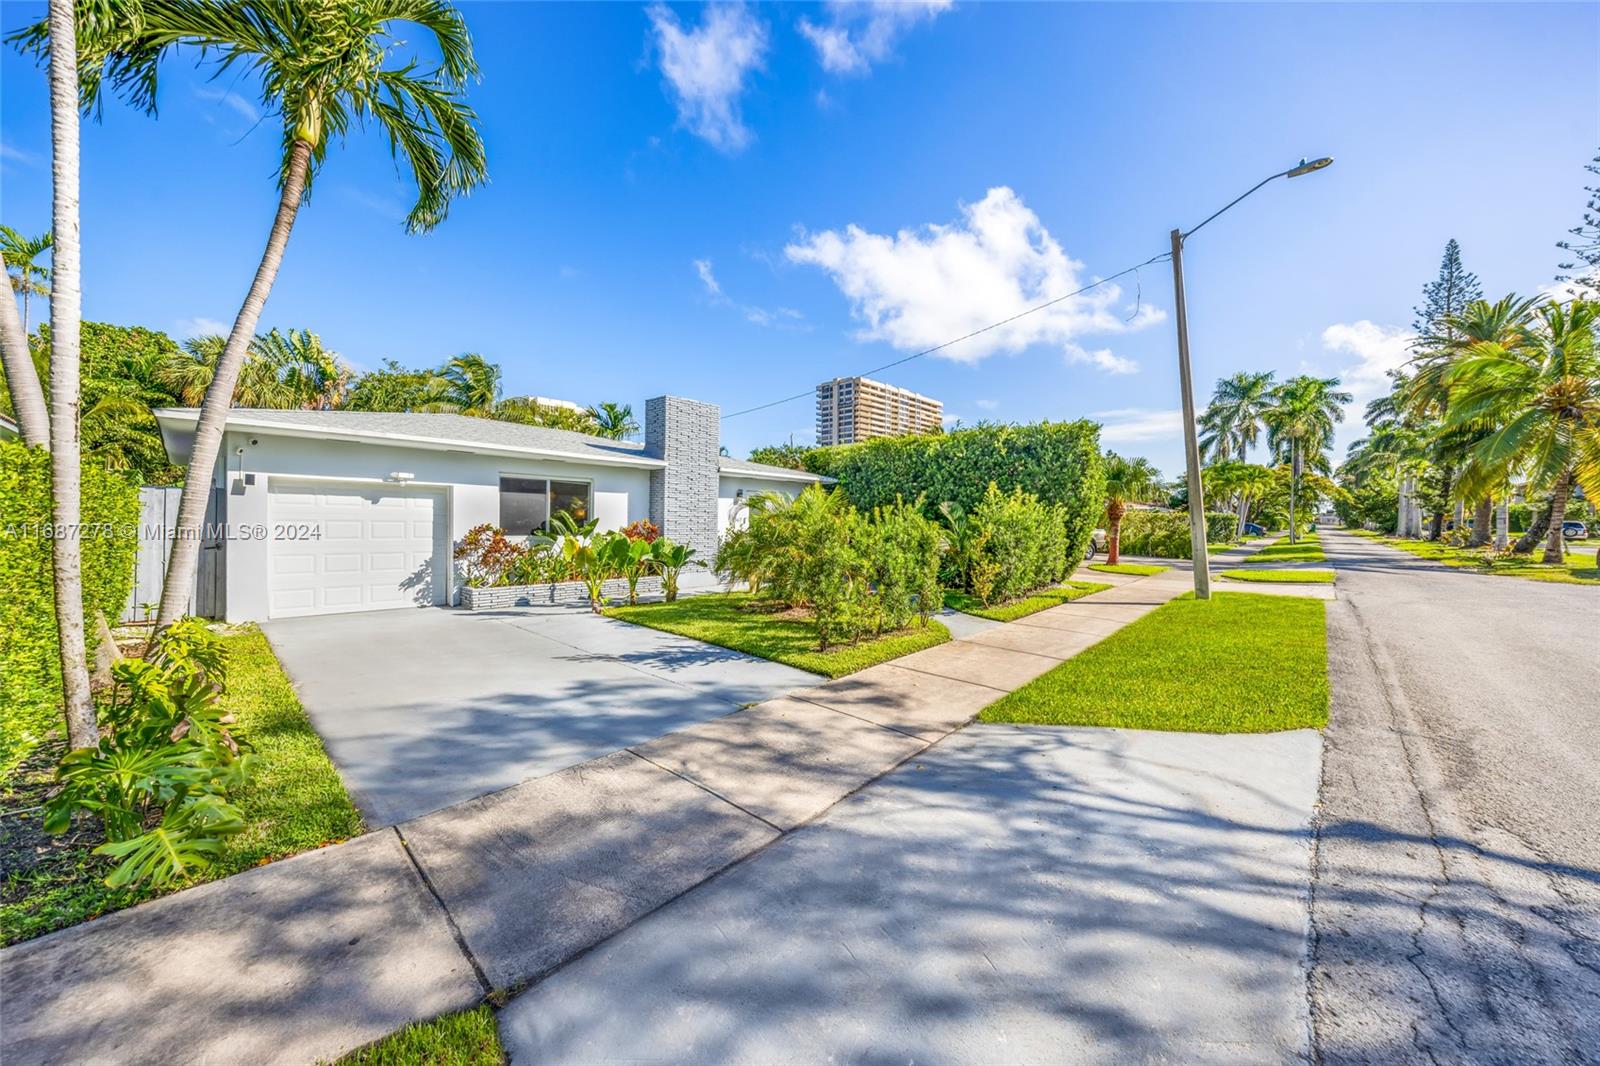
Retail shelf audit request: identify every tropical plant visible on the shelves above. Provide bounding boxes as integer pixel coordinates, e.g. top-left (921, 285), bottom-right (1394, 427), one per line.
top-left (422, 352), bottom-right (501, 416)
top-left (0, 225), bottom-right (51, 338)
top-left (13, 0), bottom-right (489, 634)
top-left (942, 484), bottom-right (1072, 605)
top-left (452, 523), bottom-right (526, 588)
top-left (44, 618), bottom-right (257, 888)
top-left (648, 538), bottom-right (702, 603)
top-left (588, 401), bottom-right (638, 440)
top-left (609, 534), bottom-right (655, 605)
top-left (1264, 375), bottom-right (1351, 542)
top-left (621, 519), bottom-right (660, 543)
top-left (0, 247), bottom-right (47, 445)
top-left (746, 442), bottom-right (815, 470)
top-left (1444, 299), bottom-right (1600, 563)
top-left (251, 327), bottom-right (348, 409)
top-left (1198, 370), bottom-right (1275, 464)
top-left (1102, 453), bottom-right (1163, 565)
top-left (1203, 460), bottom-right (1274, 536)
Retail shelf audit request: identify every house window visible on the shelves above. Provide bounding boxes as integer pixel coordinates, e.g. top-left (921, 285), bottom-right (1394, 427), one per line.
top-left (498, 476), bottom-right (591, 535)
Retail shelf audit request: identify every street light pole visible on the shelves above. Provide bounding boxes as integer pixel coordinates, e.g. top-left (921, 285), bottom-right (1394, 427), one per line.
top-left (1169, 227), bottom-right (1210, 599)
top-left (1169, 156), bottom-right (1333, 601)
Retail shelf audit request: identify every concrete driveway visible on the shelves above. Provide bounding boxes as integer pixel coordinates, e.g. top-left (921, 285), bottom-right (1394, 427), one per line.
top-left (263, 606), bottom-right (820, 825)
top-left (497, 724), bottom-right (1323, 1064)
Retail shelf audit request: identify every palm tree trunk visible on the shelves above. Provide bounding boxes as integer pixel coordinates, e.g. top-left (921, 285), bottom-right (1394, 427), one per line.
top-left (0, 253), bottom-right (49, 447)
top-left (1515, 501), bottom-right (1552, 554)
top-left (1542, 470), bottom-right (1572, 565)
top-left (1288, 440), bottom-right (1299, 543)
top-left (1106, 500), bottom-right (1125, 565)
top-left (154, 138), bottom-right (313, 633)
top-left (45, 0), bottom-right (96, 751)
top-left (1466, 496), bottom-right (1493, 548)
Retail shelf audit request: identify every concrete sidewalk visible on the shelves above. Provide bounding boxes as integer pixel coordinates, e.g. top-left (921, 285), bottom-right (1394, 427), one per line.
top-left (1, 551), bottom-right (1295, 1065)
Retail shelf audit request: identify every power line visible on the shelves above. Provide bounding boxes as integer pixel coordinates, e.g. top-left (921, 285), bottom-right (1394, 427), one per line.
top-left (722, 250), bottom-right (1172, 420)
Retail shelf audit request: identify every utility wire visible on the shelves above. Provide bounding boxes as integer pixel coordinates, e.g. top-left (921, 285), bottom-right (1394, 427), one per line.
top-left (722, 250), bottom-right (1172, 419)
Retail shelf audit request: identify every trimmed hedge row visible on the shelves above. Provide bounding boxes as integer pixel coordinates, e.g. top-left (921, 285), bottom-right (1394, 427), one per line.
top-left (805, 421), bottom-right (1106, 572)
top-left (1, 442), bottom-right (140, 778)
top-left (1116, 509), bottom-right (1238, 559)
top-left (945, 483), bottom-right (1075, 606)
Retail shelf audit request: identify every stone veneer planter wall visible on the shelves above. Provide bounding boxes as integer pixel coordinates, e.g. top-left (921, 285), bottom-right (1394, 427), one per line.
top-left (461, 575), bottom-right (665, 611)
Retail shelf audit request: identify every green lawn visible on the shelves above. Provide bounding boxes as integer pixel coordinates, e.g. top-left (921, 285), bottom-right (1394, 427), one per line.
top-left (1248, 533), bottom-right (1327, 565)
top-left (1087, 562), bottom-right (1170, 576)
top-left (336, 1005), bottom-right (503, 1066)
top-left (1360, 533), bottom-right (1599, 585)
top-left (981, 592), bottom-right (1329, 733)
top-left (605, 592), bottom-right (950, 678)
top-left (1218, 568), bottom-right (1336, 584)
top-left (1, 626), bottom-right (362, 946)
top-left (944, 581), bottom-right (1112, 621)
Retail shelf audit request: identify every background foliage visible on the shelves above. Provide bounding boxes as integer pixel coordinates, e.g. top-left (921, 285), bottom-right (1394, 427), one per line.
top-left (1, 443), bottom-right (140, 778)
top-left (1115, 509), bottom-right (1238, 558)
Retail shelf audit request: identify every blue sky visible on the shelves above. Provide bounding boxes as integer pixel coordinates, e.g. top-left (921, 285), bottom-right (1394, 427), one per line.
top-left (2, 1), bottom-right (1596, 473)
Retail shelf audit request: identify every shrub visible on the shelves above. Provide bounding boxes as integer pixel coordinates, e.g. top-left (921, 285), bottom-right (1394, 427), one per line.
top-left (713, 486), bottom-right (942, 649)
top-left (453, 523), bottom-right (527, 587)
top-left (805, 421), bottom-right (1105, 572)
top-left (1, 442), bottom-right (140, 780)
top-left (649, 538), bottom-right (703, 602)
top-left (942, 484), bottom-right (1071, 605)
top-left (44, 619), bottom-right (255, 888)
top-left (1114, 509), bottom-right (1237, 559)
top-left (621, 519), bottom-right (660, 543)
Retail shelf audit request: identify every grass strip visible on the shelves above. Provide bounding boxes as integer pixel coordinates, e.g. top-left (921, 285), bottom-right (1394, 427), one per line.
top-left (943, 581), bottom-right (1112, 621)
top-left (1087, 562), bottom-right (1170, 576)
top-left (1218, 568), bottom-right (1336, 584)
top-left (1248, 534), bottom-right (1327, 565)
top-left (334, 1005), bottom-right (503, 1065)
top-left (981, 591), bottom-right (1329, 733)
top-left (2, 626), bottom-right (362, 946)
top-left (1356, 532), bottom-right (1599, 585)
top-left (605, 592), bottom-right (949, 678)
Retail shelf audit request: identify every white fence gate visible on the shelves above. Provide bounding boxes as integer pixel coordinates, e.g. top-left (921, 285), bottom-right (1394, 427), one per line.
top-left (123, 487), bottom-right (226, 622)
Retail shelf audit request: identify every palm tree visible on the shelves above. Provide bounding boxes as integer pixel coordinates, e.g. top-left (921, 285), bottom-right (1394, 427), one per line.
top-left (588, 401), bottom-right (639, 440)
top-left (1445, 299), bottom-right (1600, 564)
top-left (27, 0), bottom-right (489, 632)
top-left (1265, 375), bottom-right (1351, 542)
top-left (1, 226), bottom-right (52, 339)
top-left (423, 352), bottom-right (501, 415)
top-left (1199, 370), bottom-right (1275, 463)
top-left (1102, 453), bottom-right (1162, 565)
top-left (0, 247), bottom-right (48, 446)
top-left (43, 0), bottom-right (96, 749)
top-left (250, 327), bottom-right (348, 409)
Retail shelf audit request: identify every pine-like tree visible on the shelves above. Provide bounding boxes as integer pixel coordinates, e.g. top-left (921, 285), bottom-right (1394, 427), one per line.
top-left (1556, 150), bottom-right (1600, 297)
top-left (1412, 238), bottom-right (1483, 341)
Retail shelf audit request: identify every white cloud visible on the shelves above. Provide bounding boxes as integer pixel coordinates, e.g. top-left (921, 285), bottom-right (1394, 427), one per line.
top-left (195, 87), bottom-right (260, 124)
top-left (798, 1), bottom-right (951, 76)
top-left (0, 139), bottom-right (41, 166)
top-left (786, 186), bottom-right (1163, 368)
top-left (648, 4), bottom-right (768, 153)
top-left (1093, 407), bottom-right (1182, 445)
top-left (974, 398), bottom-right (998, 411)
top-left (1064, 342), bottom-right (1137, 375)
top-left (1320, 321), bottom-right (1415, 408)
top-left (175, 316), bottom-right (229, 338)
top-left (693, 258), bottom-right (809, 332)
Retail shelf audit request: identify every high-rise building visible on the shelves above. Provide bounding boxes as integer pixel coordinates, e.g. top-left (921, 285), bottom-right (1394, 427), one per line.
top-left (814, 376), bottom-right (943, 446)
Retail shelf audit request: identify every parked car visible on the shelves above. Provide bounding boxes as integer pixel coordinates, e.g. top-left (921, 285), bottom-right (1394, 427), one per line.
top-left (1241, 522), bottom-right (1265, 536)
top-left (1562, 520), bottom-right (1588, 540)
top-left (1086, 528), bottom-right (1107, 559)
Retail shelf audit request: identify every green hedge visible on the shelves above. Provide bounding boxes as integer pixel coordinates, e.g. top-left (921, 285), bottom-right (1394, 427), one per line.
top-left (946, 483), bottom-right (1073, 605)
top-left (805, 421), bottom-right (1105, 572)
top-left (1115, 509), bottom-right (1237, 558)
top-left (1, 442), bottom-right (140, 778)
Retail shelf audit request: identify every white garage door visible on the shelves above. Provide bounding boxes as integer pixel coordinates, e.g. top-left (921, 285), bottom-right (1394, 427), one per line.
top-left (268, 481), bottom-right (448, 618)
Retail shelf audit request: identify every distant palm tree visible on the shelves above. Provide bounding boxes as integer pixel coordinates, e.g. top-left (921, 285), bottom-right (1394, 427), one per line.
top-left (1265, 375), bottom-right (1351, 542)
top-left (1102, 452), bottom-right (1163, 565)
top-left (251, 327), bottom-right (348, 409)
top-left (17, 0), bottom-right (489, 632)
top-left (1445, 299), bottom-right (1600, 563)
top-left (424, 352), bottom-right (501, 416)
top-left (0, 225), bottom-right (52, 339)
top-left (588, 401), bottom-right (639, 440)
top-left (1199, 370), bottom-right (1275, 463)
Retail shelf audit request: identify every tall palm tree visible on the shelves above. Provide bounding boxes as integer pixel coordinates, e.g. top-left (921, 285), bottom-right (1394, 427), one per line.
top-left (1199, 370), bottom-right (1275, 463)
top-left (1445, 299), bottom-right (1600, 564)
top-left (588, 401), bottom-right (639, 440)
top-left (24, 0), bottom-right (489, 632)
top-left (43, 0), bottom-right (96, 749)
top-left (0, 226), bottom-right (52, 339)
top-left (0, 247), bottom-right (48, 446)
top-left (1102, 452), bottom-right (1162, 565)
top-left (1265, 375), bottom-right (1351, 542)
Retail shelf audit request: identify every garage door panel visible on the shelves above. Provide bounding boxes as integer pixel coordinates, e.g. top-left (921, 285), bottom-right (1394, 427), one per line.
top-left (268, 481), bottom-right (448, 618)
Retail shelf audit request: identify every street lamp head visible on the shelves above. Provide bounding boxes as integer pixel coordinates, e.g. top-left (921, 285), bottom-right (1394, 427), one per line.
top-left (1287, 156), bottom-right (1334, 178)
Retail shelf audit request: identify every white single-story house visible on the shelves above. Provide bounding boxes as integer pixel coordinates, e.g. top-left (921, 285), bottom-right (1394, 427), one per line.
top-left (153, 395), bottom-right (827, 622)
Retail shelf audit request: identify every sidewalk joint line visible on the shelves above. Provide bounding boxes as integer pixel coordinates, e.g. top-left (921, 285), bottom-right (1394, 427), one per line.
top-left (786, 692), bottom-right (956, 742)
top-left (626, 749), bottom-right (786, 833)
top-left (390, 825), bottom-right (493, 998)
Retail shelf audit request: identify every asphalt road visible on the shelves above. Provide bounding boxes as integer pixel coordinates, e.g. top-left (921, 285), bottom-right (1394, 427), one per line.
top-left (1312, 529), bottom-right (1600, 1064)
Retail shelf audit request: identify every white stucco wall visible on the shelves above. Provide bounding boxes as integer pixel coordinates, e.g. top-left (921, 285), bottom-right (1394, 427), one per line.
top-left (215, 429), bottom-right (653, 621)
top-left (716, 475), bottom-right (820, 536)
